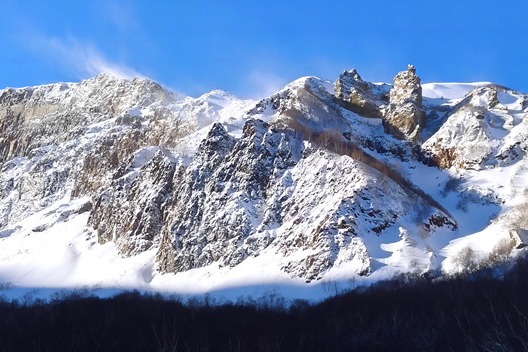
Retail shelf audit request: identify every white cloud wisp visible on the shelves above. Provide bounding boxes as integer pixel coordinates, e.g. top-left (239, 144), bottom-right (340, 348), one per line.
top-left (31, 34), bottom-right (142, 80)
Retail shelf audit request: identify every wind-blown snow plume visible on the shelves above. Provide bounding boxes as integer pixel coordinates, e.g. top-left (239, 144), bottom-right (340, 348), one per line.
top-left (27, 33), bottom-right (142, 80)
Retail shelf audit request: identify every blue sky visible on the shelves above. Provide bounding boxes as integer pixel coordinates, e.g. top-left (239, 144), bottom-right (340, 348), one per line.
top-left (1, 0), bottom-right (527, 98)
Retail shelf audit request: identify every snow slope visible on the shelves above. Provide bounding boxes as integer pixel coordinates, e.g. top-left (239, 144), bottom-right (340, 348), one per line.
top-left (422, 82), bottom-right (491, 100)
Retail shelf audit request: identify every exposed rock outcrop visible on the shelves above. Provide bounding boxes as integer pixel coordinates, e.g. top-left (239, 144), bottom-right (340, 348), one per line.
top-left (88, 149), bottom-right (177, 255)
top-left (422, 84), bottom-right (528, 169)
top-left (0, 74), bottom-right (178, 165)
top-left (334, 69), bottom-right (390, 118)
top-left (384, 65), bottom-right (426, 141)
top-left (152, 117), bottom-right (453, 281)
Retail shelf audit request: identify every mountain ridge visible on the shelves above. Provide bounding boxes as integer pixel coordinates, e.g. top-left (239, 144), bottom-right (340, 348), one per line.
top-left (0, 66), bottom-right (527, 301)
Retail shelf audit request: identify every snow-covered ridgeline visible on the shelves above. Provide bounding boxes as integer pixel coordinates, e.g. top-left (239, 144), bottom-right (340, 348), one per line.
top-left (0, 68), bottom-right (527, 302)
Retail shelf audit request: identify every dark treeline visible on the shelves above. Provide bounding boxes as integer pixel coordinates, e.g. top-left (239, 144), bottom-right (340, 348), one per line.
top-left (2, 258), bottom-right (528, 352)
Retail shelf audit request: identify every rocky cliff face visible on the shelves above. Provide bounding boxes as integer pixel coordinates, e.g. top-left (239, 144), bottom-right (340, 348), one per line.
top-left (334, 69), bottom-right (390, 118)
top-left (422, 85), bottom-right (528, 169)
top-left (84, 76), bottom-right (457, 282)
top-left (88, 148), bottom-right (177, 255)
top-left (0, 75), bottom-right (185, 229)
top-left (384, 65), bottom-right (426, 141)
top-left (0, 74), bottom-right (178, 164)
top-left (90, 115), bottom-right (450, 281)
top-left (1, 67), bottom-right (527, 293)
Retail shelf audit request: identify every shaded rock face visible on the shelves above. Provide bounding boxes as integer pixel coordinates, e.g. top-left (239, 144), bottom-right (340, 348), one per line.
top-left (158, 123), bottom-right (264, 272)
top-left (384, 65), bottom-right (426, 141)
top-left (0, 145), bottom-right (72, 229)
top-left (79, 114), bottom-right (453, 280)
top-left (88, 149), bottom-right (177, 255)
top-left (151, 119), bottom-right (447, 281)
top-left (156, 120), bottom-right (300, 273)
top-left (522, 96), bottom-right (528, 111)
top-left (334, 69), bottom-right (390, 118)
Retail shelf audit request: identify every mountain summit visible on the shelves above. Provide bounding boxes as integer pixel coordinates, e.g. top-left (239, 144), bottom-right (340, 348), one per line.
top-left (1, 67), bottom-right (527, 300)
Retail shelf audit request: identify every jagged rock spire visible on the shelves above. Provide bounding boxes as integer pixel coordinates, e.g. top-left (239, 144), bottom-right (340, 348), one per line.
top-left (334, 69), bottom-right (389, 118)
top-left (383, 64), bottom-right (426, 142)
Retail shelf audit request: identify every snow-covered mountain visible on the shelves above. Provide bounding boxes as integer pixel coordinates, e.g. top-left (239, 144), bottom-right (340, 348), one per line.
top-left (1, 66), bottom-right (527, 302)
